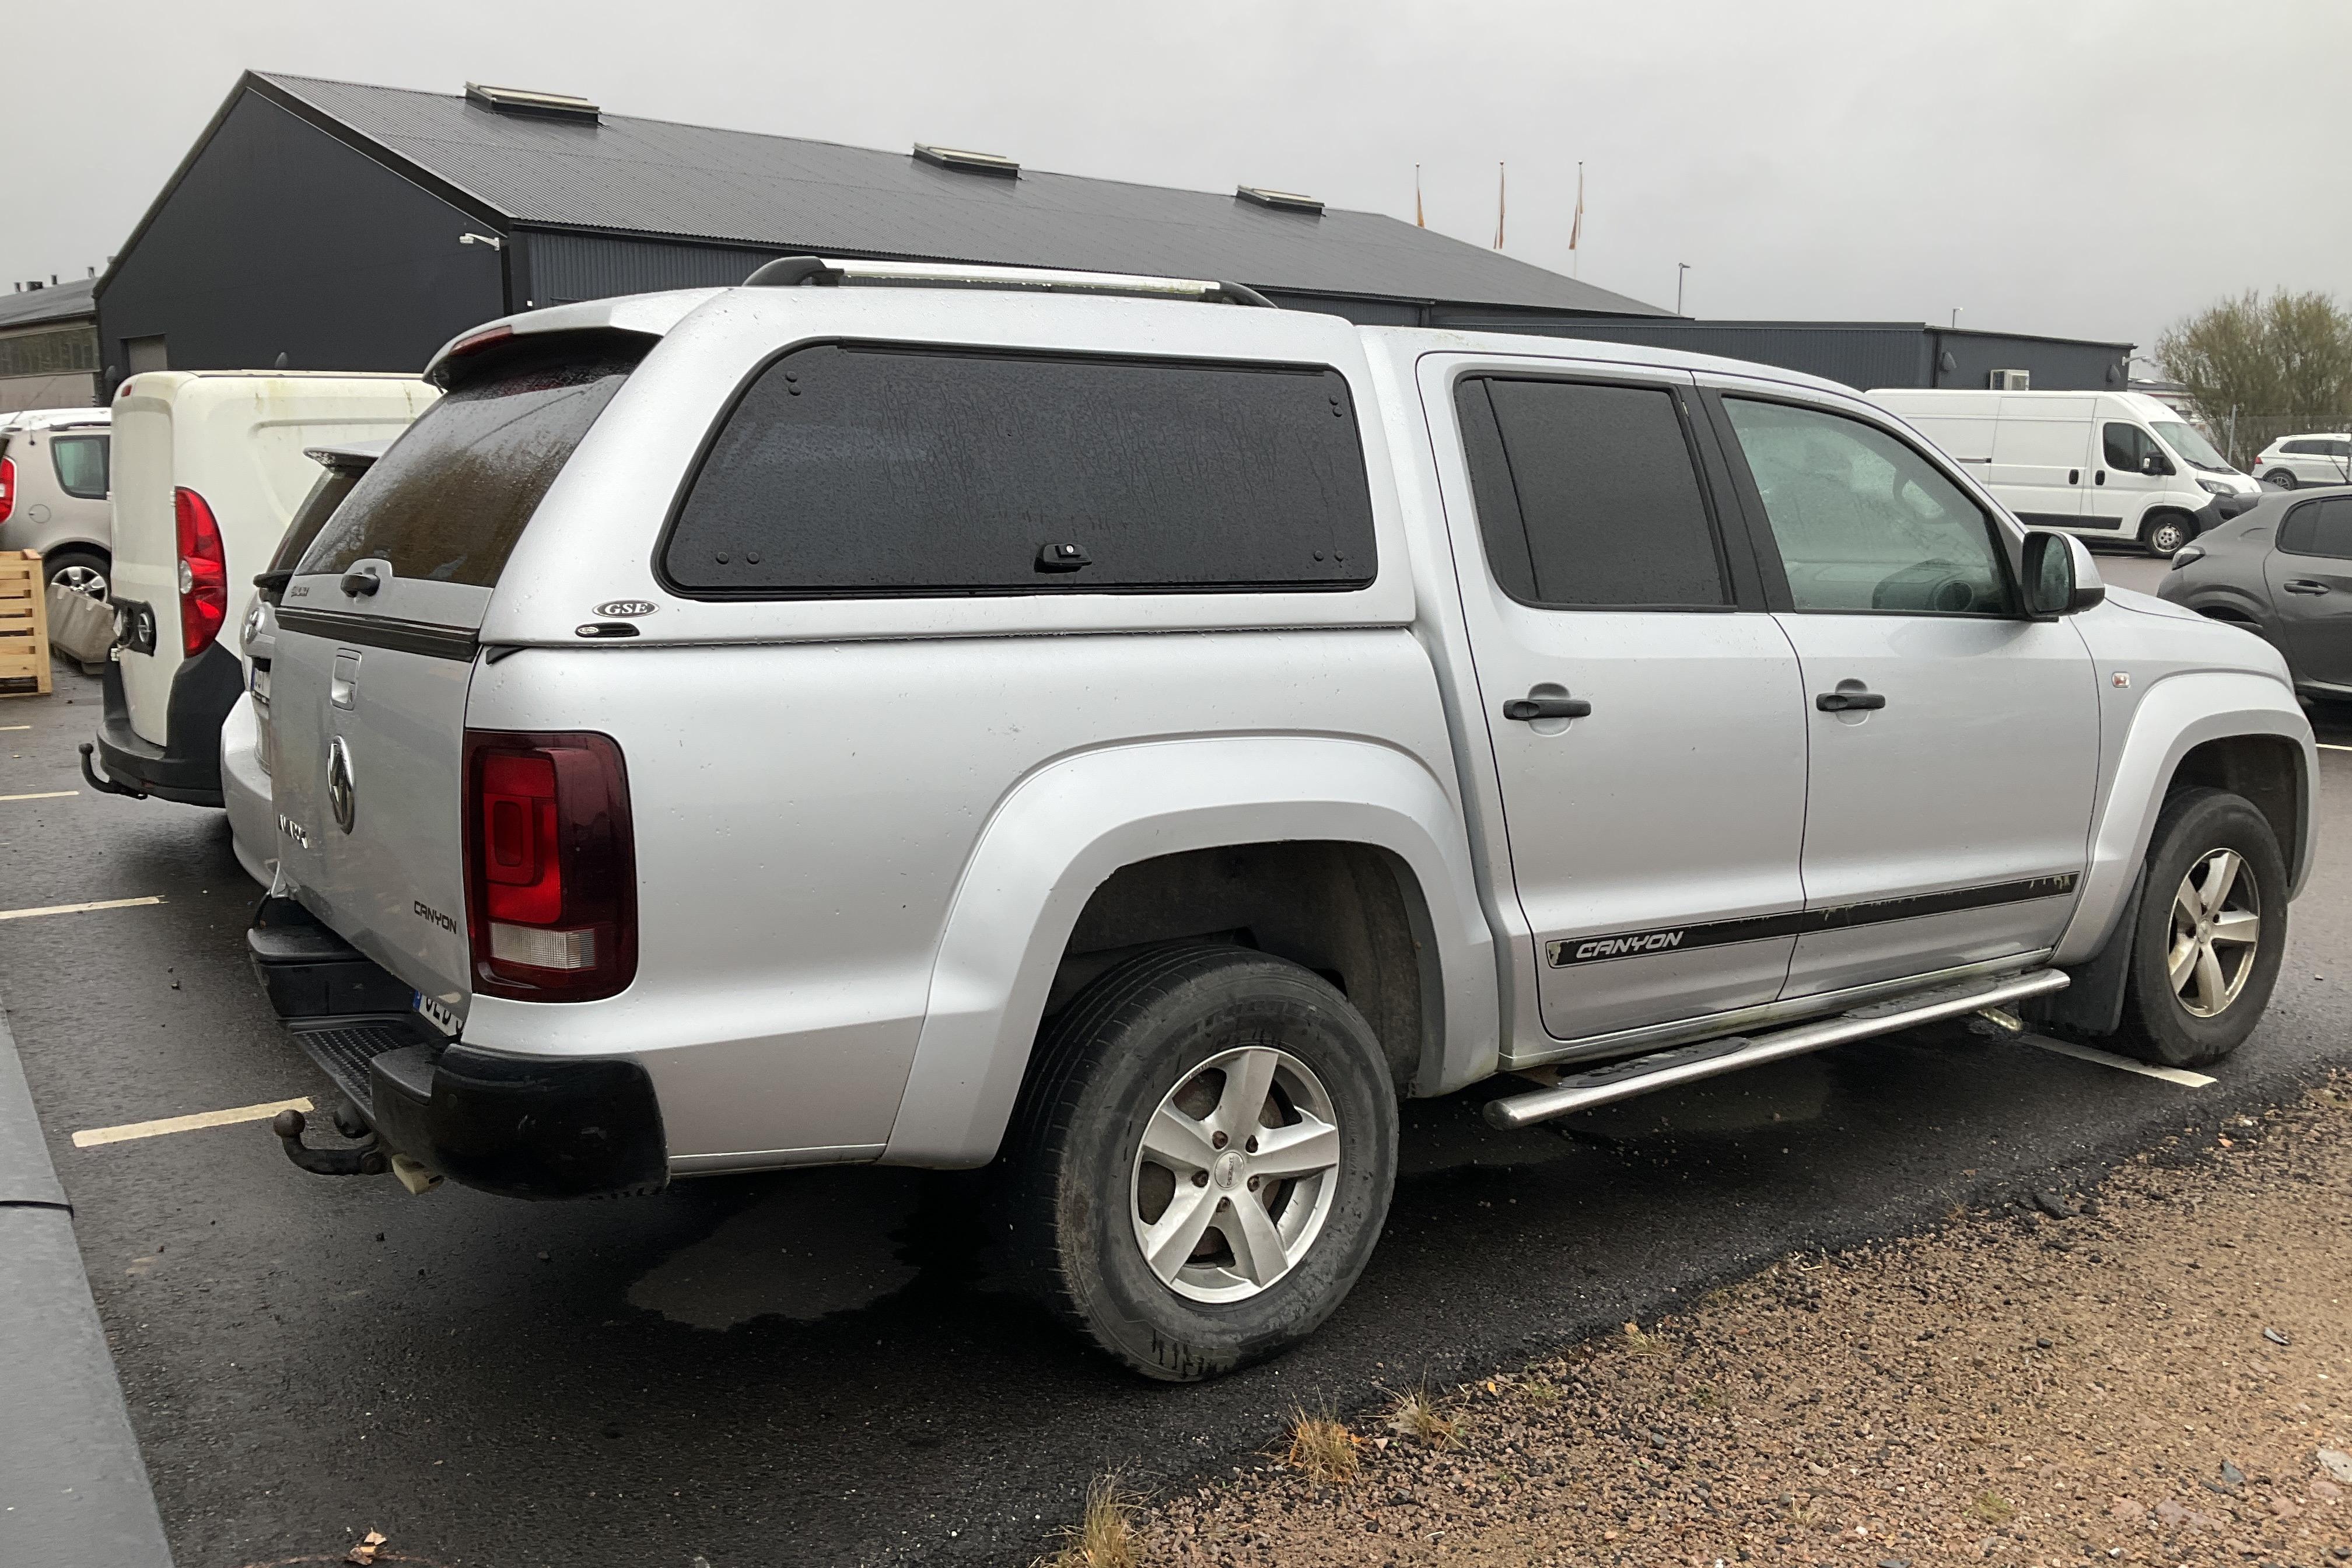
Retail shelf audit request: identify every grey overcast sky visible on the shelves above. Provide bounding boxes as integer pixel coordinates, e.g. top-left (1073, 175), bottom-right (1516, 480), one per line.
top-left (7, 0), bottom-right (2347, 354)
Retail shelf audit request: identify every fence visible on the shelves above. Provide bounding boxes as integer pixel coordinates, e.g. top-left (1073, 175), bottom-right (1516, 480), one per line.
top-left (2208, 411), bottom-right (2352, 475)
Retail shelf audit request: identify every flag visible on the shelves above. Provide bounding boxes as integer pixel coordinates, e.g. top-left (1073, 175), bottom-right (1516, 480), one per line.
top-left (1415, 164), bottom-right (1424, 228)
top-left (1570, 163), bottom-right (1584, 253)
top-left (1493, 162), bottom-right (1506, 250)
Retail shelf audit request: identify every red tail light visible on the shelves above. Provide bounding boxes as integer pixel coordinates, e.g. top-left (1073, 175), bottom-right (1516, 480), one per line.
top-left (173, 487), bottom-right (228, 656)
top-left (0, 456), bottom-right (13, 524)
top-left (464, 730), bottom-right (636, 1002)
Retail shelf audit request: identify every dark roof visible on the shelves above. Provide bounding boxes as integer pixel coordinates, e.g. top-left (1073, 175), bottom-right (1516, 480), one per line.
top-left (249, 73), bottom-right (1665, 317)
top-left (0, 276), bottom-right (97, 332)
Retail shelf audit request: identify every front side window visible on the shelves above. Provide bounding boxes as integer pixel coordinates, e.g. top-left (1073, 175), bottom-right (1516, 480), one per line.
top-left (663, 345), bottom-right (1376, 597)
top-left (50, 433), bottom-right (108, 499)
top-left (2103, 423), bottom-right (2164, 473)
top-left (2279, 497), bottom-right (2352, 560)
top-left (302, 336), bottom-right (643, 587)
top-left (1723, 398), bottom-right (2013, 615)
top-left (1453, 376), bottom-right (1727, 608)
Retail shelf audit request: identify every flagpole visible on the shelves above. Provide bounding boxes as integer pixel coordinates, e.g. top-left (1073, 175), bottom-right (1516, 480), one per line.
top-left (1493, 162), bottom-right (1506, 250)
top-left (1415, 163), bottom-right (1425, 229)
top-left (1571, 162), bottom-right (1584, 279)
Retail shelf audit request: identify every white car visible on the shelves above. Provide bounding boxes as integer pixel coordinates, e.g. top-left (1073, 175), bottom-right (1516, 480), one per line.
top-left (246, 261), bottom-right (2315, 1380)
top-left (224, 440), bottom-right (390, 885)
top-left (81, 371), bottom-right (435, 806)
top-left (2253, 433), bottom-right (2351, 490)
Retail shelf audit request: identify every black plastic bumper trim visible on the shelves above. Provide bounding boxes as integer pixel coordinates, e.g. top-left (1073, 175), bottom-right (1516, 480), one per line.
top-left (370, 1044), bottom-right (667, 1200)
top-left (89, 642), bottom-right (240, 806)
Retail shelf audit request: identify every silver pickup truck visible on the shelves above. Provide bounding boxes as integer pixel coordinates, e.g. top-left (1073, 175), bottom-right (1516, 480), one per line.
top-left (246, 260), bottom-right (2318, 1380)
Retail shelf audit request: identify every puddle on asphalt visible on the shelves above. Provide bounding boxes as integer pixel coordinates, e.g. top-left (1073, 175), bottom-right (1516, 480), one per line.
top-left (626, 1171), bottom-right (924, 1329)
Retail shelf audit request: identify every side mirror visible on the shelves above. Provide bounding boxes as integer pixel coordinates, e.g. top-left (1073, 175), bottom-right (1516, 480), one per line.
top-left (2022, 530), bottom-right (2105, 617)
top-left (2141, 452), bottom-right (2170, 477)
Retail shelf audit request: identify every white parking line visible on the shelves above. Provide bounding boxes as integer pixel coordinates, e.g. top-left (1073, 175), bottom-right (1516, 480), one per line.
top-left (0, 895), bottom-right (164, 923)
top-left (2023, 1032), bottom-right (2215, 1087)
top-left (72, 1097), bottom-right (314, 1149)
top-left (0, 790), bottom-right (79, 803)
top-left (1, 723), bottom-right (29, 731)
top-left (2320, 743), bottom-right (2352, 754)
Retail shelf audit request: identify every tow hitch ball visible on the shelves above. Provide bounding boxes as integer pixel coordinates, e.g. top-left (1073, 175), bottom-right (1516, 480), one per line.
top-left (271, 1105), bottom-right (388, 1178)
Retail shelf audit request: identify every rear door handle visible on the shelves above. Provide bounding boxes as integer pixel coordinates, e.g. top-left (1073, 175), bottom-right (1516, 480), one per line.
top-left (1815, 688), bottom-right (1887, 712)
top-left (2068, 469), bottom-right (2081, 485)
top-left (1503, 693), bottom-right (1592, 722)
top-left (2284, 580), bottom-right (2330, 595)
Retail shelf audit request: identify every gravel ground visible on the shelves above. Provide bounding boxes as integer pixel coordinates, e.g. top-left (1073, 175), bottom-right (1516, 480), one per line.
top-left (1124, 1077), bottom-right (2352, 1568)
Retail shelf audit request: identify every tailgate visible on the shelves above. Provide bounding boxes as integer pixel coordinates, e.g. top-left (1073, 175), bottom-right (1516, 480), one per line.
top-left (269, 336), bottom-right (646, 1022)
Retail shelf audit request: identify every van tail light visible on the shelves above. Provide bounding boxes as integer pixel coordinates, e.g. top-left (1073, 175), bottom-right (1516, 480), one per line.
top-left (464, 730), bottom-right (636, 1002)
top-left (0, 456), bottom-right (13, 524)
top-left (173, 487), bottom-right (228, 656)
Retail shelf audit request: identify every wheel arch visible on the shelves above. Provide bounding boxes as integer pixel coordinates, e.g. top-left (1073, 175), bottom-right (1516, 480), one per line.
top-left (878, 735), bottom-right (1499, 1167)
top-left (2054, 671), bottom-right (2316, 967)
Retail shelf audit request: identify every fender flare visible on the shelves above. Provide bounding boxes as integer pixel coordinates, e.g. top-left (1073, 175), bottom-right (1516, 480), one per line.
top-left (879, 735), bottom-right (1499, 1167)
top-left (2054, 670), bottom-right (2316, 965)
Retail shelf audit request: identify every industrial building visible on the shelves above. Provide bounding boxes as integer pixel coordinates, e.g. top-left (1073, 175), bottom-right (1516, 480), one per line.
top-left (96, 72), bottom-right (2133, 395)
top-left (0, 276), bottom-right (100, 411)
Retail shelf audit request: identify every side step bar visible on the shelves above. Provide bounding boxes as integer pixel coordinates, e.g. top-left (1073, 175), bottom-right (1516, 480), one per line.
top-left (1483, 967), bottom-right (2070, 1130)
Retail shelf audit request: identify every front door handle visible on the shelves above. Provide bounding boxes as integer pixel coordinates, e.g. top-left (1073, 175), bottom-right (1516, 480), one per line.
top-left (1815, 688), bottom-right (1888, 712)
top-left (2284, 579), bottom-right (2330, 596)
top-left (1503, 692), bottom-right (1592, 722)
top-left (2094, 470), bottom-right (2107, 485)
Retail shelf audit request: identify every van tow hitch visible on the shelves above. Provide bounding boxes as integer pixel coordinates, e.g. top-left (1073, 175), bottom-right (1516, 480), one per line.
top-left (270, 1105), bottom-right (388, 1177)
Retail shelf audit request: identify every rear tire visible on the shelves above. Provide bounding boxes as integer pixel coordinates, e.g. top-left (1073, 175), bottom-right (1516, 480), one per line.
top-left (1006, 944), bottom-right (1398, 1381)
top-left (2140, 513), bottom-right (2193, 556)
top-left (2266, 468), bottom-right (2297, 490)
top-left (43, 547), bottom-right (110, 602)
top-left (2112, 788), bottom-right (2287, 1068)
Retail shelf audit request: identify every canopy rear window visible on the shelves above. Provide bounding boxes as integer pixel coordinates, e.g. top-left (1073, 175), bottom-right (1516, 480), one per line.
top-left (300, 335), bottom-right (645, 588)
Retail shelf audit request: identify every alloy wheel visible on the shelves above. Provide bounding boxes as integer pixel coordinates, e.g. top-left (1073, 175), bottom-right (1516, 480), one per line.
top-left (50, 565), bottom-right (107, 601)
top-left (1129, 1045), bottom-right (1342, 1303)
top-left (2168, 848), bottom-right (2262, 1019)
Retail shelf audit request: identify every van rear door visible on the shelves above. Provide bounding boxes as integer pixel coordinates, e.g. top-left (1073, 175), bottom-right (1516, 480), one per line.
top-left (271, 335), bottom-right (648, 1023)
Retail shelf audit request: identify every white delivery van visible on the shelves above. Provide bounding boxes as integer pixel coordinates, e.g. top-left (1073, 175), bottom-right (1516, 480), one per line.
top-left (1866, 389), bottom-right (2260, 555)
top-left (82, 373), bottom-right (436, 806)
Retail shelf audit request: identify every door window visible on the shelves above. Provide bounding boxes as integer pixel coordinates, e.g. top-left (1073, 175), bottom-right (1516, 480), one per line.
top-left (2278, 497), bottom-right (2352, 559)
top-left (2102, 423), bottom-right (2166, 473)
top-left (1723, 398), bottom-right (2014, 615)
top-left (49, 433), bottom-right (108, 499)
top-left (663, 345), bottom-right (1376, 597)
top-left (1453, 377), bottom-right (1727, 608)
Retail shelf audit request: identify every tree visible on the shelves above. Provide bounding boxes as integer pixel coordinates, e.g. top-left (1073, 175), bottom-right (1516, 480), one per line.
top-left (2157, 290), bottom-right (2352, 467)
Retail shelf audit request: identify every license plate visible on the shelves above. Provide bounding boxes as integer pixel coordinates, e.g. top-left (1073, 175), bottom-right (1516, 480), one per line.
top-left (412, 990), bottom-right (460, 1037)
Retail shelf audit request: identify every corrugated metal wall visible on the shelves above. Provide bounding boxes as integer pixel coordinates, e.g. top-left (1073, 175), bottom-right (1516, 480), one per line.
top-left (523, 232), bottom-right (782, 306)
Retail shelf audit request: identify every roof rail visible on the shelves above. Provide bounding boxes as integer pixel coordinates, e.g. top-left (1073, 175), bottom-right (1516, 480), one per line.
top-left (741, 255), bottom-right (1275, 309)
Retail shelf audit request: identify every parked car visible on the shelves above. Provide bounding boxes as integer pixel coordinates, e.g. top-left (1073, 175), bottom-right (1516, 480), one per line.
top-left (80, 371), bottom-right (436, 806)
top-left (247, 263), bottom-right (2316, 1380)
top-left (2253, 433), bottom-right (2351, 491)
top-left (1867, 388), bottom-right (2260, 554)
top-left (2160, 486), bottom-right (2352, 704)
top-left (225, 439), bottom-right (390, 886)
top-left (0, 406), bottom-right (112, 598)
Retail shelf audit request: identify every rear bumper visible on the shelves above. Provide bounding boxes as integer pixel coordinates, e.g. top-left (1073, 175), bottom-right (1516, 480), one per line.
top-left (88, 643), bottom-right (242, 807)
top-left (246, 901), bottom-right (667, 1199)
top-left (220, 691), bottom-right (275, 887)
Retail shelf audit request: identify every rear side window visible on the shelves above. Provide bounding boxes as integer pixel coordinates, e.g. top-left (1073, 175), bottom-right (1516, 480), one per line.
top-left (270, 466), bottom-right (366, 574)
top-left (302, 336), bottom-right (645, 587)
top-left (1453, 376), bottom-right (1727, 608)
top-left (2278, 497), bottom-right (2352, 559)
top-left (662, 345), bottom-right (1376, 597)
top-left (51, 433), bottom-right (108, 499)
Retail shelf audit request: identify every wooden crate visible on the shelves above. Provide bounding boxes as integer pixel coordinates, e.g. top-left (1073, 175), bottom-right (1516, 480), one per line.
top-left (0, 551), bottom-right (53, 698)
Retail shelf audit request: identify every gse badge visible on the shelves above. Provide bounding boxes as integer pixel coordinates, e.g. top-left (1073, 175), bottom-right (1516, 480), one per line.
top-left (594, 599), bottom-right (658, 618)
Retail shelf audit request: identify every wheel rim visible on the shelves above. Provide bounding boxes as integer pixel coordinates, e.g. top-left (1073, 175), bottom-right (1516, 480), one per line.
top-left (51, 565), bottom-right (107, 601)
top-left (1129, 1045), bottom-right (1341, 1304)
top-left (2150, 522), bottom-right (2185, 554)
top-left (2168, 848), bottom-right (2262, 1019)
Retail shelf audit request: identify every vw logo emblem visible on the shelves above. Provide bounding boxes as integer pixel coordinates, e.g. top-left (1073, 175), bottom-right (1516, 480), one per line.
top-left (326, 736), bottom-right (357, 834)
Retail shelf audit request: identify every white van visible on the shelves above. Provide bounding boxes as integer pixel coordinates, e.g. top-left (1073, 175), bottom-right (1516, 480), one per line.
top-left (1866, 389), bottom-right (2260, 555)
top-left (81, 373), bottom-right (436, 805)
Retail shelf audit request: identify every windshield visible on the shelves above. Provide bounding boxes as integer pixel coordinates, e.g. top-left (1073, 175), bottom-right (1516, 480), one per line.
top-left (2151, 421), bottom-right (2234, 474)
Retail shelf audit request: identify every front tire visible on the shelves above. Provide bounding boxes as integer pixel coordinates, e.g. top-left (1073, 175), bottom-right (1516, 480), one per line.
top-left (2113, 788), bottom-right (2287, 1068)
top-left (2141, 513), bottom-right (2193, 556)
top-left (1007, 944), bottom-right (1398, 1381)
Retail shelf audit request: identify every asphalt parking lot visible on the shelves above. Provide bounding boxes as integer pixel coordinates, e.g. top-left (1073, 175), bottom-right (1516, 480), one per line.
top-left (5, 559), bottom-right (2350, 1568)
